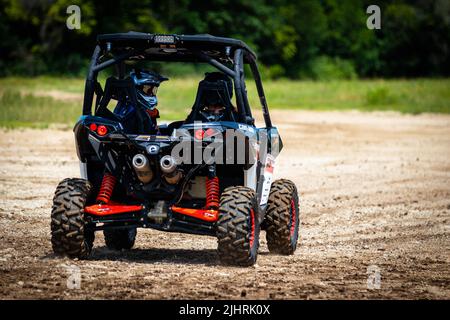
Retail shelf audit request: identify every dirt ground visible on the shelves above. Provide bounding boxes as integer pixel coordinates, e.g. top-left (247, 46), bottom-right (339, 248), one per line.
top-left (0, 110), bottom-right (449, 299)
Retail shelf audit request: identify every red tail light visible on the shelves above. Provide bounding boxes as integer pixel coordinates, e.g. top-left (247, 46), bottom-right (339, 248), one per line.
top-left (204, 128), bottom-right (217, 138)
top-left (194, 129), bottom-right (204, 140)
top-left (97, 125), bottom-right (108, 136)
top-left (89, 123), bottom-right (97, 131)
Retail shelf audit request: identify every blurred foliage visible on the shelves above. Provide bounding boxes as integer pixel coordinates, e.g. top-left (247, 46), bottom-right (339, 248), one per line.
top-left (0, 0), bottom-right (449, 79)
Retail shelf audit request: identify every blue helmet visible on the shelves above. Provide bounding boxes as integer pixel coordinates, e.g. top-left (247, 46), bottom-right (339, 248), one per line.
top-left (130, 69), bottom-right (168, 110)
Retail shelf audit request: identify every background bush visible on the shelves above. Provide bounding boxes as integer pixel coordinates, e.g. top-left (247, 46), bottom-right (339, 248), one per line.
top-left (0, 0), bottom-right (448, 80)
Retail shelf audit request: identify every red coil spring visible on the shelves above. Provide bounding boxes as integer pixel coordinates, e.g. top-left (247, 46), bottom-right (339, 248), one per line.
top-left (96, 173), bottom-right (116, 204)
top-left (205, 176), bottom-right (220, 209)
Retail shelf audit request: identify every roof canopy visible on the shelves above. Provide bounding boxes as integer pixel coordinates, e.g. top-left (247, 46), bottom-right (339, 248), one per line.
top-left (97, 32), bottom-right (257, 64)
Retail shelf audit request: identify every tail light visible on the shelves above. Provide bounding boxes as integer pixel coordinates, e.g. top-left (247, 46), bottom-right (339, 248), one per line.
top-left (194, 128), bottom-right (218, 140)
top-left (96, 125), bottom-right (108, 136)
top-left (205, 128), bottom-right (217, 138)
top-left (194, 129), bottom-right (204, 140)
top-left (88, 122), bottom-right (110, 136)
top-left (89, 123), bottom-right (97, 131)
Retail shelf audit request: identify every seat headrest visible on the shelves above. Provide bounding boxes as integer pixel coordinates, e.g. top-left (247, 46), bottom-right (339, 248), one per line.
top-left (103, 77), bottom-right (136, 102)
top-left (203, 72), bottom-right (233, 98)
top-left (184, 73), bottom-right (236, 123)
top-left (199, 80), bottom-right (233, 107)
top-left (97, 77), bottom-right (138, 115)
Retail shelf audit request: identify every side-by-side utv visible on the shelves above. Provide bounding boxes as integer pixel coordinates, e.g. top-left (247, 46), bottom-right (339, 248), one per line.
top-left (51, 32), bottom-right (299, 266)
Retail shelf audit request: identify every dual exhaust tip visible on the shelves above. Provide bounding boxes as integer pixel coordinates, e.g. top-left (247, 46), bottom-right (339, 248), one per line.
top-left (132, 154), bottom-right (181, 184)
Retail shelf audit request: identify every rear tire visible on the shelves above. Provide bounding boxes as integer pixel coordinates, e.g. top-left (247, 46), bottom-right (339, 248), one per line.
top-left (265, 179), bottom-right (299, 255)
top-left (51, 178), bottom-right (94, 259)
top-left (104, 228), bottom-right (137, 250)
top-left (216, 186), bottom-right (259, 266)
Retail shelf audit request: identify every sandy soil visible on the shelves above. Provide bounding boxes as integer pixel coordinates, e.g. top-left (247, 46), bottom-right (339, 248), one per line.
top-left (0, 110), bottom-right (449, 299)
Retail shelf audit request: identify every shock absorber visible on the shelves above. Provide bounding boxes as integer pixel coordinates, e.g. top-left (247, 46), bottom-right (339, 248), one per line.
top-left (205, 165), bottom-right (219, 209)
top-left (170, 165), bottom-right (220, 222)
top-left (96, 172), bottom-right (116, 204)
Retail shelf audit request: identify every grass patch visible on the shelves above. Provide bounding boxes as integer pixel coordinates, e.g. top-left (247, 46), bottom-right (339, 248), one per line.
top-left (253, 79), bottom-right (450, 113)
top-left (0, 77), bottom-right (449, 128)
top-left (366, 87), bottom-right (398, 106)
top-left (0, 90), bottom-right (80, 128)
top-left (0, 76), bottom-right (85, 94)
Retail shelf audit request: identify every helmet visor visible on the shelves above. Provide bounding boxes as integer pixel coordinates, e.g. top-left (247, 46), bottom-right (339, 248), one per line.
top-left (142, 85), bottom-right (158, 96)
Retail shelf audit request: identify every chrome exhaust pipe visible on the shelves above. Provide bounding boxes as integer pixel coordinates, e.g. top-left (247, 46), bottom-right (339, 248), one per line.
top-left (160, 155), bottom-right (182, 184)
top-left (160, 155), bottom-right (177, 174)
top-left (132, 154), bottom-right (153, 183)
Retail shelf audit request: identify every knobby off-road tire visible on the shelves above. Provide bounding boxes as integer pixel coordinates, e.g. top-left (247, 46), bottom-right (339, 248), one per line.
top-left (103, 228), bottom-right (137, 250)
top-left (51, 178), bottom-right (94, 259)
top-left (216, 186), bottom-right (260, 266)
top-left (265, 179), bottom-right (300, 255)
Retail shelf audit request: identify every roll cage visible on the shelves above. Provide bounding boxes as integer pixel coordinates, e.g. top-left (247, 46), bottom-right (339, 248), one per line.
top-left (82, 32), bottom-right (273, 127)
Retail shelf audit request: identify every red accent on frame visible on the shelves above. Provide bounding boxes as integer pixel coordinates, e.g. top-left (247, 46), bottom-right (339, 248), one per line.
top-left (171, 176), bottom-right (220, 222)
top-left (84, 202), bottom-right (143, 216)
top-left (171, 205), bottom-right (218, 222)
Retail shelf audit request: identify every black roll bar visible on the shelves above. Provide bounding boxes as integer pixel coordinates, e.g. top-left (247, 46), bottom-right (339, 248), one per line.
top-left (82, 45), bottom-right (101, 115)
top-left (92, 50), bottom-right (137, 73)
top-left (194, 51), bottom-right (236, 78)
top-left (233, 49), bottom-right (248, 123)
top-left (240, 53), bottom-right (253, 124)
top-left (249, 58), bottom-right (272, 128)
top-left (82, 45), bottom-right (270, 127)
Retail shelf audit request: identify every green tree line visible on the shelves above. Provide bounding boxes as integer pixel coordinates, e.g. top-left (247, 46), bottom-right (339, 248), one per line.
top-left (0, 0), bottom-right (449, 79)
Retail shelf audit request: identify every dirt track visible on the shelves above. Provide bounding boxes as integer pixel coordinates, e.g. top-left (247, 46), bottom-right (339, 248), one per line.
top-left (0, 110), bottom-right (449, 299)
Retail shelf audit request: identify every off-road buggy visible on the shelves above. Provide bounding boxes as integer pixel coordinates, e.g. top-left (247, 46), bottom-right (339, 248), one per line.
top-left (51, 32), bottom-right (299, 266)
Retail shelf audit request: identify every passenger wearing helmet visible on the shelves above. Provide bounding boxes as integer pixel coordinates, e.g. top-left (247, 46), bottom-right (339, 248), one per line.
top-left (114, 69), bottom-right (168, 133)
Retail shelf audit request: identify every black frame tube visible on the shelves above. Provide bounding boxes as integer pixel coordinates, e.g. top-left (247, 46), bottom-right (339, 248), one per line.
top-left (249, 58), bottom-right (272, 128)
top-left (241, 53), bottom-right (253, 123)
top-left (195, 51), bottom-right (236, 78)
top-left (92, 50), bottom-right (137, 73)
top-left (233, 49), bottom-right (247, 122)
top-left (82, 45), bottom-right (101, 115)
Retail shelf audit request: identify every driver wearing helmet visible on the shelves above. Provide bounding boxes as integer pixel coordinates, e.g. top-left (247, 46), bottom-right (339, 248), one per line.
top-left (114, 69), bottom-right (168, 133)
top-left (198, 72), bottom-right (237, 122)
top-left (200, 93), bottom-right (227, 122)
